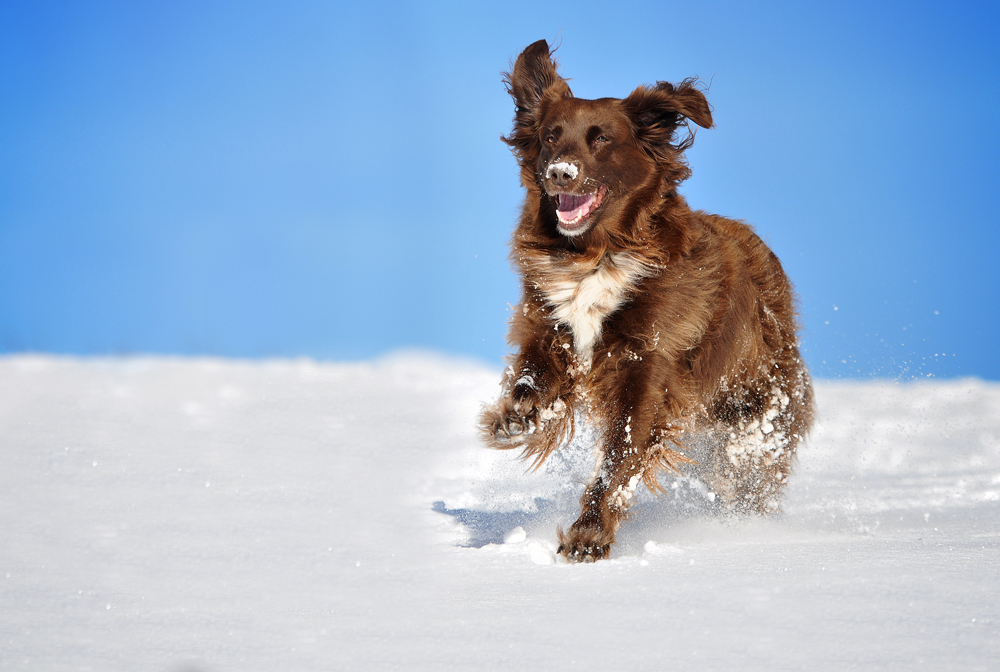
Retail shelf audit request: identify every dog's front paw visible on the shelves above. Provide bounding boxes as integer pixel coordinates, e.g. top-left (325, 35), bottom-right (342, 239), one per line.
top-left (556, 525), bottom-right (613, 563)
top-left (479, 399), bottom-right (534, 448)
top-left (494, 412), bottom-right (533, 441)
top-left (511, 373), bottom-right (542, 416)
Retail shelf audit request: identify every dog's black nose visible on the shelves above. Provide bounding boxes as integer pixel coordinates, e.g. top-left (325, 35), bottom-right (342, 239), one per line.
top-left (546, 161), bottom-right (579, 188)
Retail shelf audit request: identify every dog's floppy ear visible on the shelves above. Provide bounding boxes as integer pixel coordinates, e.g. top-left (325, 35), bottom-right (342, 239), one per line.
top-left (622, 79), bottom-right (713, 163)
top-left (502, 40), bottom-right (573, 163)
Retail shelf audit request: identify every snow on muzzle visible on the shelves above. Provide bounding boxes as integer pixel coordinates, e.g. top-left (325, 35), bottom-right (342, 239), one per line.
top-left (546, 161), bottom-right (580, 181)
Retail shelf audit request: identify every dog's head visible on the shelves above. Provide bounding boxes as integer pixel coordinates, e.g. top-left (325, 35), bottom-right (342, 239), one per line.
top-left (503, 40), bottom-right (713, 239)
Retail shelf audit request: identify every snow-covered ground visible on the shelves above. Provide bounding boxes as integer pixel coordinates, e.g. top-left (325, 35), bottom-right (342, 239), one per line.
top-left (1, 353), bottom-right (998, 671)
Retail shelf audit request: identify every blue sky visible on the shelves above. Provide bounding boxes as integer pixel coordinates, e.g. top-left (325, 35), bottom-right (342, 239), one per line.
top-left (1, 0), bottom-right (998, 379)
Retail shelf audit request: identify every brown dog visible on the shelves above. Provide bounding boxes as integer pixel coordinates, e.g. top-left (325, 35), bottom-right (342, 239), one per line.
top-left (480, 40), bottom-right (813, 562)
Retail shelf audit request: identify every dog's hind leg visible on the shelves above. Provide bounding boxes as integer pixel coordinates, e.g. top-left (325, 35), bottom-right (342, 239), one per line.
top-left (709, 365), bottom-right (813, 513)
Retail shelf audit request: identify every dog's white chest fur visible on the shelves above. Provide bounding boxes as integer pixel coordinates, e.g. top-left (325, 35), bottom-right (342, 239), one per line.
top-left (534, 252), bottom-right (652, 363)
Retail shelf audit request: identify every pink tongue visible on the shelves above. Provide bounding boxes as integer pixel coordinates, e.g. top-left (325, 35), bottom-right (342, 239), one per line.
top-left (556, 193), bottom-right (594, 222)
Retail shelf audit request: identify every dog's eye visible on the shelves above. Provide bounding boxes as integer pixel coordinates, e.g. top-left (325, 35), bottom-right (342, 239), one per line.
top-left (546, 135), bottom-right (556, 144)
top-left (588, 127), bottom-right (611, 146)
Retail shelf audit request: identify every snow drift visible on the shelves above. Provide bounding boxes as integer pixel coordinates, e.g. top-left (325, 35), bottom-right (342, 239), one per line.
top-left (0, 354), bottom-right (997, 670)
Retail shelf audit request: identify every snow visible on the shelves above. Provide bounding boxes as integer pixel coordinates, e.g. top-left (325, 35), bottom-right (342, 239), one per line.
top-left (1, 353), bottom-right (998, 671)
top-left (546, 161), bottom-right (579, 180)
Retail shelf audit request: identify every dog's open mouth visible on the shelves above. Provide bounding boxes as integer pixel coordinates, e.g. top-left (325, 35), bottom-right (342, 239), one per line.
top-left (554, 185), bottom-right (607, 234)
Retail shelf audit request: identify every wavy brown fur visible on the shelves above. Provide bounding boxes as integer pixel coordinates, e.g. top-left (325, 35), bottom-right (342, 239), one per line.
top-left (481, 40), bottom-right (813, 562)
